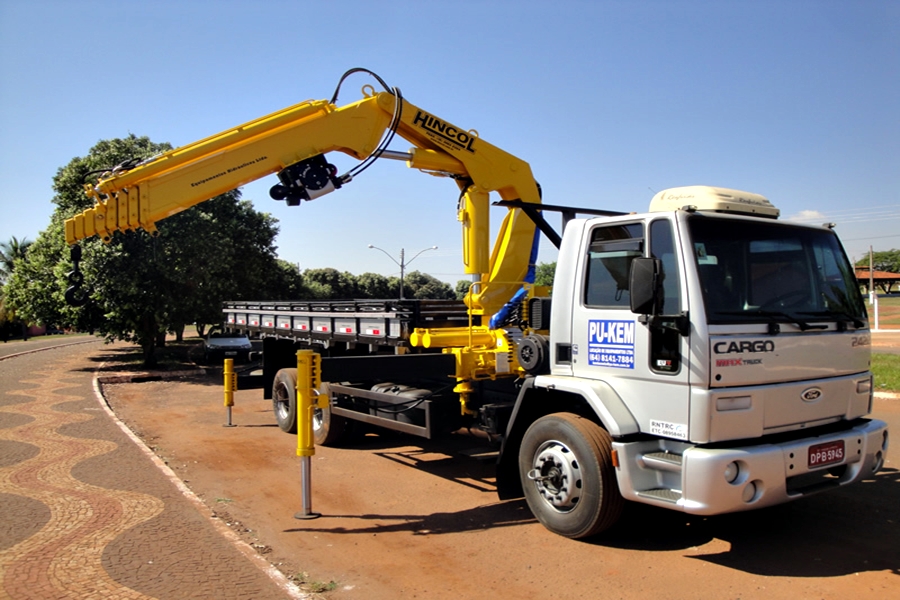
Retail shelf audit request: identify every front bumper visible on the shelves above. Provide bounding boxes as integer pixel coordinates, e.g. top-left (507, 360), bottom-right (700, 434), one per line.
top-left (614, 418), bottom-right (889, 515)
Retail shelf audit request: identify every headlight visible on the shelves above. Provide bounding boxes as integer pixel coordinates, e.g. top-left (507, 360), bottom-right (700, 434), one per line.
top-left (724, 461), bottom-right (740, 483)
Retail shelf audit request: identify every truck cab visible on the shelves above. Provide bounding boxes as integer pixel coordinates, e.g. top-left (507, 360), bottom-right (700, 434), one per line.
top-left (507, 186), bottom-right (888, 537)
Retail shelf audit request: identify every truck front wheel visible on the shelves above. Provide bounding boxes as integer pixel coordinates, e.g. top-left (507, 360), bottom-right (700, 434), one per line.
top-left (518, 412), bottom-right (624, 539)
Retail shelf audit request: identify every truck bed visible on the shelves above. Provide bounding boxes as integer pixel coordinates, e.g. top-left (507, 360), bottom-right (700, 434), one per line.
top-left (223, 299), bottom-right (473, 347)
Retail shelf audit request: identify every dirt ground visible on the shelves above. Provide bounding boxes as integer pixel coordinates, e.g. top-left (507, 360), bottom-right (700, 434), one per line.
top-left (872, 330), bottom-right (900, 355)
top-left (101, 345), bottom-right (900, 600)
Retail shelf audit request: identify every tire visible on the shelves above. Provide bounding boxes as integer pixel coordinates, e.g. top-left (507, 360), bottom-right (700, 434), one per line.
top-left (312, 383), bottom-right (352, 446)
top-left (273, 371), bottom-right (352, 443)
top-left (518, 412), bottom-right (624, 539)
top-left (272, 368), bottom-right (298, 433)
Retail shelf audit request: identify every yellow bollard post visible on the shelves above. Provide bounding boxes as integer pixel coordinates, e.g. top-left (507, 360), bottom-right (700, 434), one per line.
top-left (295, 349), bottom-right (322, 519)
top-left (223, 358), bottom-right (236, 427)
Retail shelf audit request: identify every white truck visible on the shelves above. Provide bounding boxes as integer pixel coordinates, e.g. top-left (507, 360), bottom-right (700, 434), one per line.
top-left (503, 186), bottom-right (887, 537)
top-left (65, 70), bottom-right (888, 539)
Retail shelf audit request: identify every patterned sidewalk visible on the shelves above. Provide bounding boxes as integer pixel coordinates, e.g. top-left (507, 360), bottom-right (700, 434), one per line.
top-left (0, 343), bottom-right (302, 599)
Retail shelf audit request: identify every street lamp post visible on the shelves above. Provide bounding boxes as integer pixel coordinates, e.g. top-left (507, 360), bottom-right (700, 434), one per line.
top-left (367, 244), bottom-right (438, 299)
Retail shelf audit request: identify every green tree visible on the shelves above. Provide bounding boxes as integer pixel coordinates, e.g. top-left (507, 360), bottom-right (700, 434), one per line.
top-left (535, 262), bottom-right (556, 287)
top-left (0, 236), bottom-right (32, 285)
top-left (455, 279), bottom-right (473, 300)
top-left (5, 135), bottom-right (287, 365)
top-left (267, 260), bottom-right (309, 300)
top-left (5, 215), bottom-right (103, 335)
top-left (161, 191), bottom-right (290, 336)
top-left (0, 295), bottom-right (11, 340)
top-left (1, 236), bottom-right (33, 341)
top-left (356, 272), bottom-right (395, 299)
top-left (855, 250), bottom-right (900, 293)
top-left (403, 271), bottom-right (455, 300)
top-left (856, 250), bottom-right (900, 273)
top-left (302, 268), bottom-right (359, 299)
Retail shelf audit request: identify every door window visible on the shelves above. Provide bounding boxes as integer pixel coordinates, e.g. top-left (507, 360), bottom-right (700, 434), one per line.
top-left (584, 223), bottom-right (644, 308)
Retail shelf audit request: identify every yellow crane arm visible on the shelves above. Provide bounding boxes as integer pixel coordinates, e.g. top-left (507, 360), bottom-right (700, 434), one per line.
top-left (65, 81), bottom-right (541, 317)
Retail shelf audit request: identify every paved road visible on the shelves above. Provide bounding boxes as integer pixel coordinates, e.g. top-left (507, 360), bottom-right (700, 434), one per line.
top-left (0, 343), bottom-right (301, 599)
top-left (0, 335), bottom-right (100, 360)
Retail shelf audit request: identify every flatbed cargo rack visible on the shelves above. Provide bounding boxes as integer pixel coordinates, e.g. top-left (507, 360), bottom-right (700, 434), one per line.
top-left (223, 299), bottom-right (474, 347)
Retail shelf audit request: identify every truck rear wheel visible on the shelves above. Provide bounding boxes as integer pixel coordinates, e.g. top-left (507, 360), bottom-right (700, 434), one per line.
top-left (518, 412), bottom-right (624, 539)
top-left (312, 384), bottom-right (352, 446)
top-left (273, 371), bottom-right (353, 443)
top-left (273, 368), bottom-right (298, 433)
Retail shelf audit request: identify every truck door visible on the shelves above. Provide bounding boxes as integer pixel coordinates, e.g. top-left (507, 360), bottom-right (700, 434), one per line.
top-left (570, 217), bottom-right (692, 441)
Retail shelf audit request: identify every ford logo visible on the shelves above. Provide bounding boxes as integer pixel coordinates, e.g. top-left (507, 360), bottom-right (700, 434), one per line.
top-left (801, 388), bottom-right (823, 402)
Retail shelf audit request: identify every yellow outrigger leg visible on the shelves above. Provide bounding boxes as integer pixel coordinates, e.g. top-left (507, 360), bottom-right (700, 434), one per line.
top-left (223, 358), bottom-right (237, 427)
top-left (295, 349), bottom-right (323, 519)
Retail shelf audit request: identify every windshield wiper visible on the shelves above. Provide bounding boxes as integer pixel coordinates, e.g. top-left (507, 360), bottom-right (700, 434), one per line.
top-left (800, 311), bottom-right (865, 329)
top-left (718, 310), bottom-right (828, 332)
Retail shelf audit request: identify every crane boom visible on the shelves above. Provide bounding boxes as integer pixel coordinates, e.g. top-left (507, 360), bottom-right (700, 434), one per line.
top-left (65, 78), bottom-right (542, 318)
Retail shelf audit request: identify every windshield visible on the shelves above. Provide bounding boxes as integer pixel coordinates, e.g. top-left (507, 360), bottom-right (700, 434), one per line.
top-left (688, 216), bottom-right (866, 324)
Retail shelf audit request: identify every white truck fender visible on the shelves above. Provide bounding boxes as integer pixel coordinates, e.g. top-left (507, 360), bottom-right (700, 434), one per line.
top-left (532, 375), bottom-right (640, 437)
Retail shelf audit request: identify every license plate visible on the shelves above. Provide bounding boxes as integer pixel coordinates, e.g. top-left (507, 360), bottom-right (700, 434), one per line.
top-left (808, 440), bottom-right (844, 468)
top-left (225, 351), bottom-right (237, 356)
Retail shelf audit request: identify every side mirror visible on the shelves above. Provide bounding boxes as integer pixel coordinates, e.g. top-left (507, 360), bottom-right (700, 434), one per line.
top-left (630, 257), bottom-right (661, 315)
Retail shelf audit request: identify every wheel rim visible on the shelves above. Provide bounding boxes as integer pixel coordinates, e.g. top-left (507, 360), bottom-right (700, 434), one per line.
top-left (312, 403), bottom-right (325, 433)
top-left (274, 383), bottom-right (291, 420)
top-left (527, 440), bottom-right (582, 512)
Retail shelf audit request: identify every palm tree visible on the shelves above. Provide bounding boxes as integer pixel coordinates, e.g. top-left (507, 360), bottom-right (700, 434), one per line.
top-left (0, 236), bottom-right (32, 285)
top-left (1, 236), bottom-right (33, 341)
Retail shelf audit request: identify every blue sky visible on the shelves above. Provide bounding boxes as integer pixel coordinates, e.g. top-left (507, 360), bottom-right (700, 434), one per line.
top-left (1, 0), bottom-right (897, 283)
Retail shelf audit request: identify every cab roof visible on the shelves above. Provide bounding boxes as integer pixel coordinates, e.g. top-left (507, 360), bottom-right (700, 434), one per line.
top-left (649, 186), bottom-right (780, 219)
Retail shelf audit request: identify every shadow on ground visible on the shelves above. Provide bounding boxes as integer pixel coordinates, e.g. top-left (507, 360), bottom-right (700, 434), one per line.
top-left (596, 466), bottom-right (900, 578)
top-left (291, 428), bottom-right (900, 580)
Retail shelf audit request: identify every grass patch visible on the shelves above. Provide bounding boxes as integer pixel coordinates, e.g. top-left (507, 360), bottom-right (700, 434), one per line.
top-left (870, 295), bottom-right (900, 329)
top-left (872, 353), bottom-right (900, 393)
top-left (291, 572), bottom-right (338, 595)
